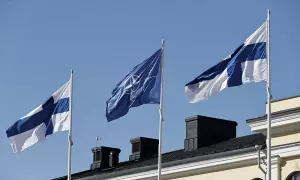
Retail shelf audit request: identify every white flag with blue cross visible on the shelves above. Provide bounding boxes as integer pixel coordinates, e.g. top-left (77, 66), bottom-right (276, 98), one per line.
top-left (185, 22), bottom-right (267, 103)
top-left (6, 80), bottom-right (71, 153)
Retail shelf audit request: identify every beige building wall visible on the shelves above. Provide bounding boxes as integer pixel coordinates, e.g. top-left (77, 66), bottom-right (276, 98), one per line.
top-left (272, 130), bottom-right (300, 147)
top-left (170, 164), bottom-right (264, 180)
top-left (281, 155), bottom-right (300, 180)
top-left (164, 155), bottom-right (300, 180)
top-left (166, 156), bottom-right (300, 180)
top-left (167, 96), bottom-right (300, 180)
top-left (266, 96), bottom-right (300, 113)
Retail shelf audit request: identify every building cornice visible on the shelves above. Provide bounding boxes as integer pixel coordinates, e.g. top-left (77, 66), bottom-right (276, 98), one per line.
top-left (269, 95), bottom-right (300, 103)
top-left (247, 108), bottom-right (300, 134)
top-left (247, 107), bottom-right (300, 123)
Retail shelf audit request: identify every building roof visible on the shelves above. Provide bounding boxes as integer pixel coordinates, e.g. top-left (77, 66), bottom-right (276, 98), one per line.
top-left (53, 133), bottom-right (265, 180)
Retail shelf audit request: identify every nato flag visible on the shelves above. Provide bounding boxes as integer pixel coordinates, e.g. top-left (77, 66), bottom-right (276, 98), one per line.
top-left (106, 49), bottom-right (162, 122)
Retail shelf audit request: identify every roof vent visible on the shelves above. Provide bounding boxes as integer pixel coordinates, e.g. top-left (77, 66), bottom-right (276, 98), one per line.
top-left (129, 137), bottom-right (159, 161)
top-left (184, 115), bottom-right (237, 151)
top-left (90, 146), bottom-right (121, 170)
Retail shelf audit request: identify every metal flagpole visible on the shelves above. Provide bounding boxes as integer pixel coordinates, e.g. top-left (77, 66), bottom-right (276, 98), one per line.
top-left (158, 39), bottom-right (165, 180)
top-left (266, 9), bottom-right (272, 180)
top-left (68, 69), bottom-right (74, 180)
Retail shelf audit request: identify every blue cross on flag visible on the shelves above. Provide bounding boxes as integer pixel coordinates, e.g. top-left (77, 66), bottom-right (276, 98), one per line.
top-left (6, 80), bottom-right (71, 153)
top-left (185, 22), bottom-right (267, 103)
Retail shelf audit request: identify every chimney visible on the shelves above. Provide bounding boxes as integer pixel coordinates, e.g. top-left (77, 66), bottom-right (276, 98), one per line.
top-left (129, 137), bottom-right (159, 161)
top-left (90, 146), bottom-right (121, 170)
top-left (184, 115), bottom-right (237, 151)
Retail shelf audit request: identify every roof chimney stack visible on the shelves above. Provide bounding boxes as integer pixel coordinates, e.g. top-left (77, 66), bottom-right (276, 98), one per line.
top-left (129, 137), bottom-right (159, 161)
top-left (90, 146), bottom-right (121, 170)
top-left (184, 115), bottom-right (237, 151)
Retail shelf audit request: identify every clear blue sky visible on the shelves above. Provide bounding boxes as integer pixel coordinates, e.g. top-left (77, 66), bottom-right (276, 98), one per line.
top-left (1, 1), bottom-right (299, 179)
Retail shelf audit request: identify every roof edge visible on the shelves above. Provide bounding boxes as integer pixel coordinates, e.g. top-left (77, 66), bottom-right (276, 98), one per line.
top-left (246, 106), bottom-right (300, 123)
top-left (266, 94), bottom-right (300, 104)
top-left (53, 146), bottom-right (261, 180)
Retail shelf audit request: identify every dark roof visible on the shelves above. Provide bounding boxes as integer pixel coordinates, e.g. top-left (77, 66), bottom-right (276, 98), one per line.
top-left (53, 133), bottom-right (265, 180)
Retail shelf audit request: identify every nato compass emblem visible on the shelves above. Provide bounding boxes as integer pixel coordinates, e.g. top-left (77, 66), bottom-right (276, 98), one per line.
top-left (122, 74), bottom-right (157, 107)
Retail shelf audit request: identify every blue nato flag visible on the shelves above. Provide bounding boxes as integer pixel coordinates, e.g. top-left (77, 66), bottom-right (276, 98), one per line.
top-left (106, 49), bottom-right (162, 122)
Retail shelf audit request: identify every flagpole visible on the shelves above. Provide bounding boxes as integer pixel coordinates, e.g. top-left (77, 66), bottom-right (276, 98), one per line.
top-left (266, 9), bottom-right (272, 180)
top-left (68, 69), bottom-right (74, 180)
top-left (158, 39), bottom-right (165, 180)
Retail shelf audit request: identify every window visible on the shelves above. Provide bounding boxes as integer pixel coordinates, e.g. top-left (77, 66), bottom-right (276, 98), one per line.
top-left (95, 152), bottom-right (101, 161)
top-left (93, 152), bottom-right (101, 161)
top-left (186, 120), bottom-right (197, 138)
top-left (286, 171), bottom-right (300, 180)
top-left (132, 142), bottom-right (140, 153)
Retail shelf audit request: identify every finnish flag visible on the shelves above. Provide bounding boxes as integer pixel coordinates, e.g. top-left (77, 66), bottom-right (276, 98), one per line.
top-left (6, 80), bottom-right (71, 153)
top-left (185, 22), bottom-right (267, 103)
